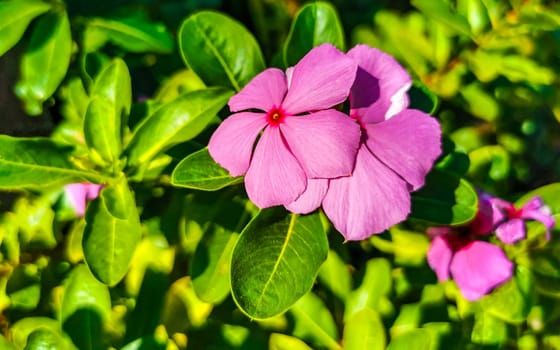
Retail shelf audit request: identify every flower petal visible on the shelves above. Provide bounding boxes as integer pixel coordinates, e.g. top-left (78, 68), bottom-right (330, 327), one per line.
top-left (450, 241), bottom-right (513, 301)
top-left (495, 218), bottom-right (526, 244)
top-left (282, 44), bottom-right (358, 115)
top-left (208, 112), bottom-right (268, 177)
top-left (470, 193), bottom-right (501, 235)
top-left (245, 127), bottom-right (307, 208)
top-left (281, 110), bottom-right (361, 178)
top-left (228, 68), bottom-right (287, 112)
top-left (520, 204), bottom-right (555, 240)
top-left (364, 109), bottom-right (441, 190)
top-left (64, 183), bottom-right (89, 217)
top-left (85, 183), bottom-right (103, 201)
top-left (427, 235), bottom-right (453, 282)
top-left (322, 146), bottom-right (411, 240)
top-left (284, 178), bottom-right (328, 214)
top-left (348, 44), bottom-right (411, 123)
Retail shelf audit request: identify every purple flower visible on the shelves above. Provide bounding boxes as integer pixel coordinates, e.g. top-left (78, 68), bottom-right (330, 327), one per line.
top-left (427, 231), bottom-right (513, 301)
top-left (64, 183), bottom-right (103, 217)
top-left (294, 45), bottom-right (441, 240)
top-left (489, 196), bottom-right (555, 244)
top-left (208, 44), bottom-right (361, 209)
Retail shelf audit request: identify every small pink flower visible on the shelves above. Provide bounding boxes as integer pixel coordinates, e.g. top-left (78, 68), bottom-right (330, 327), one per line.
top-left (64, 183), bottom-right (103, 217)
top-left (488, 196), bottom-right (555, 244)
top-left (208, 44), bottom-right (361, 209)
top-left (299, 45), bottom-right (441, 240)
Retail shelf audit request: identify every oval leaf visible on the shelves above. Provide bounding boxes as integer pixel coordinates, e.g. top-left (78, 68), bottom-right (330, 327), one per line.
top-left (0, 0), bottom-right (51, 57)
top-left (87, 14), bottom-right (174, 53)
top-left (60, 264), bottom-right (111, 350)
top-left (179, 11), bottom-right (265, 91)
top-left (83, 176), bottom-right (141, 286)
top-left (410, 169), bottom-right (478, 225)
top-left (125, 87), bottom-right (233, 168)
top-left (283, 2), bottom-right (345, 67)
top-left (15, 10), bottom-right (72, 116)
top-left (171, 148), bottom-right (243, 191)
top-left (24, 328), bottom-right (75, 350)
top-left (343, 308), bottom-right (386, 350)
top-left (231, 208), bottom-right (328, 319)
top-left (387, 329), bottom-right (431, 350)
top-left (290, 292), bottom-right (339, 349)
top-left (0, 136), bottom-right (106, 189)
top-left (83, 97), bottom-right (121, 164)
top-left (269, 333), bottom-right (313, 350)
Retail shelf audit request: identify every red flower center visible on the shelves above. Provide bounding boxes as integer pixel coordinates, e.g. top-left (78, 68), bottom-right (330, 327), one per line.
top-left (266, 107), bottom-right (286, 126)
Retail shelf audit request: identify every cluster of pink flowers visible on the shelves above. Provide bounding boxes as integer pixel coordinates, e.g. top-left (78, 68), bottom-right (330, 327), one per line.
top-left (427, 193), bottom-right (555, 301)
top-left (208, 43), bottom-right (442, 240)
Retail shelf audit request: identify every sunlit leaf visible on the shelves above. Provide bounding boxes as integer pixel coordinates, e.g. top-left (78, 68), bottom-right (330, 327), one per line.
top-left (290, 292), bottom-right (339, 349)
top-left (269, 333), bottom-right (313, 350)
top-left (343, 308), bottom-right (386, 350)
top-left (231, 208), bottom-right (328, 319)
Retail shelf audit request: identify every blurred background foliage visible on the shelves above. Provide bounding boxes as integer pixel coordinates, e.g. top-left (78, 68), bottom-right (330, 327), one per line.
top-left (0, 0), bottom-right (559, 349)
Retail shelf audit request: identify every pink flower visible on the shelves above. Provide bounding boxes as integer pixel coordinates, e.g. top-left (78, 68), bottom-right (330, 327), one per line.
top-left (426, 194), bottom-right (516, 301)
top-left (302, 45), bottom-right (442, 240)
top-left (64, 183), bottom-right (103, 217)
top-left (208, 44), bottom-right (361, 209)
top-left (488, 196), bottom-right (555, 244)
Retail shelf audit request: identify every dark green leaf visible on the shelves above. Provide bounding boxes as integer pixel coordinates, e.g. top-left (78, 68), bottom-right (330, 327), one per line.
top-left (83, 176), bottom-right (141, 286)
top-left (125, 87), bottom-right (233, 168)
top-left (178, 11), bottom-right (265, 90)
top-left (60, 265), bottom-right (111, 350)
top-left (410, 169), bottom-right (478, 225)
top-left (87, 14), bottom-right (174, 53)
top-left (343, 308), bottom-right (386, 350)
top-left (231, 208), bottom-right (328, 319)
top-left (171, 148), bottom-right (243, 191)
top-left (0, 136), bottom-right (106, 189)
top-left (15, 11), bottom-right (72, 116)
top-left (283, 2), bottom-right (345, 66)
top-left (408, 80), bottom-right (439, 115)
top-left (0, 0), bottom-right (51, 57)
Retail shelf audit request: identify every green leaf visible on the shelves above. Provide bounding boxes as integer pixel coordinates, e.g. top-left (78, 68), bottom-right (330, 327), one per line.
top-left (83, 176), bottom-right (141, 286)
top-left (24, 328), bottom-right (75, 350)
top-left (283, 2), bottom-right (345, 66)
top-left (410, 169), bottom-right (478, 225)
top-left (387, 329), bottom-right (431, 350)
top-left (269, 333), bottom-right (313, 350)
top-left (0, 136), bottom-right (106, 189)
top-left (343, 308), bottom-right (386, 350)
top-left (290, 292), bottom-right (340, 350)
top-left (171, 148), bottom-right (243, 191)
top-left (231, 208), bottom-right (328, 319)
top-left (191, 193), bottom-right (252, 303)
top-left (83, 97), bottom-right (121, 164)
top-left (0, 334), bottom-right (17, 350)
top-left (86, 14), bottom-right (174, 53)
top-left (60, 264), bottom-right (111, 350)
top-left (11, 317), bottom-right (75, 350)
top-left (408, 80), bottom-right (439, 115)
top-left (125, 87), bottom-right (233, 169)
top-left (411, 0), bottom-right (473, 38)
top-left (0, 0), bottom-right (51, 57)
top-left (317, 249), bottom-right (352, 301)
top-left (471, 312), bottom-right (507, 346)
top-left (90, 58), bottom-right (132, 133)
top-left (178, 11), bottom-right (265, 91)
top-left (15, 11), bottom-right (72, 116)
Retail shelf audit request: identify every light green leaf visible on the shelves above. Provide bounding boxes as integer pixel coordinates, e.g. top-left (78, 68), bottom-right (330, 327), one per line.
top-left (90, 58), bottom-right (132, 133)
top-left (83, 97), bottom-right (121, 164)
top-left (83, 176), bottom-right (141, 286)
top-left (231, 208), bottom-right (328, 319)
top-left (24, 328), bottom-right (75, 350)
top-left (387, 329), bottom-right (431, 350)
top-left (0, 0), bottom-right (51, 57)
top-left (283, 2), bottom-right (345, 66)
top-left (0, 334), bottom-right (17, 350)
top-left (171, 148), bottom-right (243, 191)
top-left (11, 317), bottom-right (76, 350)
top-left (411, 0), bottom-right (473, 38)
top-left (410, 169), bottom-right (478, 225)
top-left (343, 308), bottom-right (386, 350)
top-left (15, 11), bottom-right (72, 116)
top-left (0, 136), bottom-right (106, 189)
top-left (87, 14), bottom-right (174, 53)
top-left (471, 312), bottom-right (507, 346)
top-left (60, 264), bottom-right (111, 350)
top-left (317, 249), bottom-right (352, 300)
top-left (290, 292), bottom-right (340, 350)
top-left (125, 87), bottom-right (233, 169)
top-left (179, 11), bottom-right (265, 91)
top-left (269, 333), bottom-right (313, 350)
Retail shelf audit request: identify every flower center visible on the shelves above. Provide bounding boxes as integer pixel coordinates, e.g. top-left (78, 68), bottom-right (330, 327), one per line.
top-left (266, 107), bottom-right (286, 126)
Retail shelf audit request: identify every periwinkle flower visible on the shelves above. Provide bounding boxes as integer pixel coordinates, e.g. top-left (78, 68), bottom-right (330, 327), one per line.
top-left (208, 43), bottom-right (361, 210)
top-left (301, 45), bottom-right (442, 240)
top-left (64, 182), bottom-right (103, 217)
